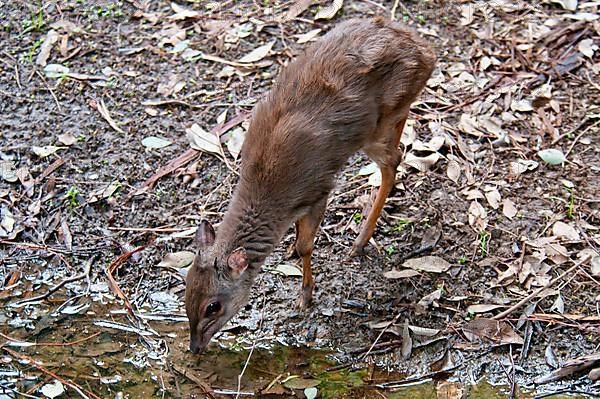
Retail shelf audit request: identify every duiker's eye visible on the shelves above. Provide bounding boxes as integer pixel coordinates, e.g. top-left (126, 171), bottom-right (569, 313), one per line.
top-left (205, 301), bottom-right (221, 317)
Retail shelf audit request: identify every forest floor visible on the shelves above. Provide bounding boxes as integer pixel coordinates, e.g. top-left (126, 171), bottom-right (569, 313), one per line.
top-left (0, 1), bottom-right (599, 398)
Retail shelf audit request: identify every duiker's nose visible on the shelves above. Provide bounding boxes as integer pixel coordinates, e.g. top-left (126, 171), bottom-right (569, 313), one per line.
top-left (189, 337), bottom-right (202, 354)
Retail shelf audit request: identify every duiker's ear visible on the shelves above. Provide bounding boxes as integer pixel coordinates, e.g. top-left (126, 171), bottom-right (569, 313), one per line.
top-left (195, 220), bottom-right (215, 249)
top-left (227, 247), bottom-right (249, 279)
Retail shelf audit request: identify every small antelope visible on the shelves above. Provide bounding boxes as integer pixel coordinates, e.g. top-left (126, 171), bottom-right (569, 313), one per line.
top-left (185, 17), bottom-right (435, 353)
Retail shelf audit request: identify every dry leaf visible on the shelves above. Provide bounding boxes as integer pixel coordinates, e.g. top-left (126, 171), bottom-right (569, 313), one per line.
top-left (186, 124), bottom-right (222, 156)
top-left (169, 3), bottom-right (200, 20)
top-left (158, 251), bottom-right (195, 269)
top-left (463, 318), bottom-right (524, 345)
top-left (416, 289), bottom-right (442, 314)
top-left (36, 29), bottom-right (60, 66)
top-left (404, 152), bottom-right (440, 172)
top-left (458, 114), bottom-right (483, 137)
top-left (57, 133), bottom-right (76, 146)
top-left (550, 0), bottom-right (577, 11)
top-left (545, 345), bottom-right (559, 368)
top-left (226, 127), bottom-right (246, 160)
top-left (484, 187), bottom-right (501, 210)
top-left (535, 353), bottom-right (600, 384)
top-left (459, 4), bottom-right (474, 26)
top-left (366, 171), bottom-right (381, 187)
top-left (578, 39), bottom-right (597, 58)
top-left (296, 28), bottom-right (321, 44)
top-left (0, 160), bottom-right (18, 182)
top-left (238, 41), bottom-right (275, 63)
top-left (509, 159), bottom-right (538, 177)
top-left (32, 145), bottom-right (64, 158)
top-left (402, 256), bottom-right (451, 273)
top-left (142, 136), bottom-right (172, 149)
top-left (468, 201), bottom-right (487, 230)
top-left (90, 99), bottom-right (125, 134)
top-left (383, 269), bottom-right (421, 279)
top-left (502, 198), bottom-right (518, 219)
top-left (285, 0), bottom-right (313, 20)
top-left (467, 304), bottom-right (505, 314)
top-left (446, 159), bottom-right (461, 184)
top-left (314, 0), bottom-right (343, 20)
top-left (552, 221), bottom-right (580, 240)
top-left (408, 325), bottom-right (440, 336)
top-left (511, 99), bottom-right (534, 112)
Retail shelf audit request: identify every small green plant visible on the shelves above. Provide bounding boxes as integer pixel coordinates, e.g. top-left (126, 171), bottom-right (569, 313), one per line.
top-left (385, 245), bottom-right (397, 257)
top-left (22, 7), bottom-right (45, 33)
top-left (566, 186), bottom-right (575, 219)
top-left (478, 231), bottom-right (490, 257)
top-left (353, 212), bottom-right (362, 224)
top-left (393, 219), bottom-right (411, 233)
top-left (458, 256), bottom-right (468, 265)
top-left (66, 186), bottom-right (81, 207)
top-left (92, 3), bottom-right (123, 18)
top-left (26, 38), bottom-right (44, 63)
top-left (416, 14), bottom-right (427, 24)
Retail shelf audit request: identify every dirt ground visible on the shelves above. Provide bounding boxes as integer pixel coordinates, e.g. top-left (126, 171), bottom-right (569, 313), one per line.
top-left (1, 1), bottom-right (599, 398)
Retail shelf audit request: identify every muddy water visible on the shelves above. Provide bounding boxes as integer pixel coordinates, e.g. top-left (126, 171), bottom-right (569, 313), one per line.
top-left (0, 302), bottom-right (591, 398)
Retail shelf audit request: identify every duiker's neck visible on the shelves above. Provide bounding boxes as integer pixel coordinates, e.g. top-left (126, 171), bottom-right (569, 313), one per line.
top-left (214, 190), bottom-right (287, 266)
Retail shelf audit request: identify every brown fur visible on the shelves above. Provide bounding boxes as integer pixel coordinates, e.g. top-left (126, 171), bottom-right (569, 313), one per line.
top-left (185, 18), bottom-right (436, 353)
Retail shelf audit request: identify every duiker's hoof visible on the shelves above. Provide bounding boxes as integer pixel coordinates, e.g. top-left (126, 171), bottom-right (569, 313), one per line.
top-left (349, 244), bottom-right (366, 258)
top-left (297, 286), bottom-right (314, 309)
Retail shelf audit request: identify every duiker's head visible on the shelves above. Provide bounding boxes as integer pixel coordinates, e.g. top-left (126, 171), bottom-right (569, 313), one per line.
top-left (185, 220), bottom-right (251, 354)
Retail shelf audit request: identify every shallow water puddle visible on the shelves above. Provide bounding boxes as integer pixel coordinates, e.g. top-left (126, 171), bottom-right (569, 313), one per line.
top-left (0, 301), bottom-right (592, 398)
top-left (1, 327), bottom-right (589, 398)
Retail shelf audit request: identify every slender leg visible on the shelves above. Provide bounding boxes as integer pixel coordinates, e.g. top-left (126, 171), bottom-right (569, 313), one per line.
top-left (351, 117), bottom-right (407, 256)
top-left (295, 197), bottom-right (327, 309)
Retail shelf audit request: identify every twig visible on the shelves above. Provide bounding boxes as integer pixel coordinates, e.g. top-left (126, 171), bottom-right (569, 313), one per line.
top-left (390, 0), bottom-right (413, 20)
top-left (90, 98), bottom-right (125, 134)
top-left (171, 363), bottom-right (215, 399)
top-left (106, 245), bottom-right (146, 317)
top-left (565, 120), bottom-right (600, 157)
top-left (493, 255), bottom-right (592, 320)
top-left (0, 331), bottom-right (101, 347)
top-left (2, 347), bottom-right (102, 399)
top-left (362, 312), bottom-right (403, 359)
top-left (235, 285), bottom-right (267, 399)
top-left (35, 70), bottom-right (61, 111)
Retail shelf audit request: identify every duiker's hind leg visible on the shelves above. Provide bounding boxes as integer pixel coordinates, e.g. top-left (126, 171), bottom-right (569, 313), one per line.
top-left (295, 196), bottom-right (327, 308)
top-left (351, 115), bottom-right (408, 256)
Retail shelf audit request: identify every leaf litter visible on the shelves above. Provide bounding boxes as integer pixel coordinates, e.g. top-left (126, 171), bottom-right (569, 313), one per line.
top-left (1, 0), bottom-right (599, 398)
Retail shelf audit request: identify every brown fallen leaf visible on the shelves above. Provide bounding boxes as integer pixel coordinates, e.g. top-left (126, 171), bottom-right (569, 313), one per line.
top-left (314, 0), bottom-right (343, 20)
top-left (238, 41), bottom-right (275, 64)
top-left (36, 29), bottom-right (60, 66)
top-left (552, 221), bottom-right (580, 240)
top-left (284, 0), bottom-right (313, 20)
top-left (463, 318), bottom-right (524, 345)
top-left (169, 2), bottom-right (200, 20)
top-left (416, 289), bottom-right (442, 314)
top-left (484, 187), bottom-right (501, 210)
top-left (90, 99), bottom-right (125, 134)
top-left (502, 198), bottom-right (518, 219)
top-left (383, 269), bottom-right (420, 279)
top-left (158, 251), bottom-right (195, 269)
top-left (402, 256), bottom-right (451, 273)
